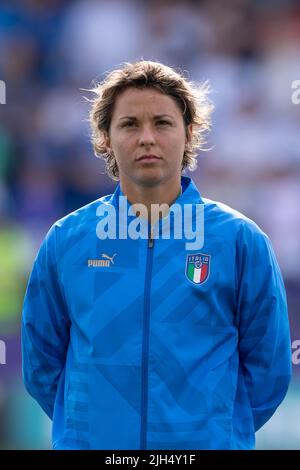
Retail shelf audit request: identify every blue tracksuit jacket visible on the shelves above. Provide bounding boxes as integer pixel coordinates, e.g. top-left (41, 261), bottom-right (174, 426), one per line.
top-left (21, 176), bottom-right (292, 449)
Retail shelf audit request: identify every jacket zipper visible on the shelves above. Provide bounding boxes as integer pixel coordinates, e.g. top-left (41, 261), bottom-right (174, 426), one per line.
top-left (140, 225), bottom-right (155, 449)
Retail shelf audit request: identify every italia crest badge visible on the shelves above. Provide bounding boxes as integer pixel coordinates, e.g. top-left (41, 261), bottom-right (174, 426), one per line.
top-left (185, 253), bottom-right (210, 285)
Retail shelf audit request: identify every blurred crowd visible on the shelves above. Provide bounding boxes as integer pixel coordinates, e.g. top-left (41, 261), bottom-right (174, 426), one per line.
top-left (0, 0), bottom-right (299, 449)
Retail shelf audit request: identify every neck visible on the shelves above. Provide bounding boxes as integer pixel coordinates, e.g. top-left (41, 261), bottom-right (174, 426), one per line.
top-left (120, 177), bottom-right (182, 223)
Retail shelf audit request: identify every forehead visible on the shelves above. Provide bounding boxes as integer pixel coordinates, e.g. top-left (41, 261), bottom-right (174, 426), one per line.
top-left (112, 87), bottom-right (183, 119)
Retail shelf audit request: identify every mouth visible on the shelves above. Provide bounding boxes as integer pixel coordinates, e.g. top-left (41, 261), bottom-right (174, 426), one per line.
top-left (136, 154), bottom-right (162, 163)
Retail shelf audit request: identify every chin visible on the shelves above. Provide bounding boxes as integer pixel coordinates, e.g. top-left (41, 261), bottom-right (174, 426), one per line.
top-left (134, 172), bottom-right (166, 188)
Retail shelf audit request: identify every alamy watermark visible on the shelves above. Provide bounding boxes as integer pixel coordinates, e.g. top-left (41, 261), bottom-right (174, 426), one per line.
top-left (0, 80), bottom-right (6, 104)
top-left (0, 340), bottom-right (6, 365)
top-left (96, 197), bottom-right (204, 250)
top-left (291, 80), bottom-right (300, 105)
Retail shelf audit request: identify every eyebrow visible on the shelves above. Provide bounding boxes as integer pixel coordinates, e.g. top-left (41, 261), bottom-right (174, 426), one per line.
top-left (119, 114), bottom-right (174, 121)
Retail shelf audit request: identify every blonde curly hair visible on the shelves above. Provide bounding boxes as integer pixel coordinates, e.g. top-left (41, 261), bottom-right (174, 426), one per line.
top-left (89, 60), bottom-right (214, 181)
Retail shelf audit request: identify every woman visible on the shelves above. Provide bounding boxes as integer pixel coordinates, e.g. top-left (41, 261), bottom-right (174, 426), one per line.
top-left (22, 60), bottom-right (291, 450)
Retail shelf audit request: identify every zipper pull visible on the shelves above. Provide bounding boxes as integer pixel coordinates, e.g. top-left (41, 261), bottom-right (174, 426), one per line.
top-left (148, 225), bottom-right (154, 248)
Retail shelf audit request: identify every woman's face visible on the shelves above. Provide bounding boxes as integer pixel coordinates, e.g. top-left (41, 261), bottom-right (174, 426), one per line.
top-left (104, 87), bottom-right (192, 188)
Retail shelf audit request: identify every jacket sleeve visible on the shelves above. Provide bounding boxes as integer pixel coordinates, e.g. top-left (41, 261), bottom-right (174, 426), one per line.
top-left (21, 224), bottom-right (70, 420)
top-left (236, 221), bottom-right (292, 432)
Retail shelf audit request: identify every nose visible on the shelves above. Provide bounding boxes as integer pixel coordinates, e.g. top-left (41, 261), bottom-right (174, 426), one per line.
top-left (138, 124), bottom-right (156, 147)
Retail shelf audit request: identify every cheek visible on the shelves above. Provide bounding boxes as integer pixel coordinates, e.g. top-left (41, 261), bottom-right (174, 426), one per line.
top-left (110, 136), bottom-right (126, 156)
top-left (165, 133), bottom-right (186, 153)
top-left (114, 134), bottom-right (134, 152)
top-left (112, 136), bottom-right (135, 167)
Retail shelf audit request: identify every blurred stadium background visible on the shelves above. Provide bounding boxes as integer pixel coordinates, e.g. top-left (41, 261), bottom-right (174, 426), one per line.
top-left (0, 0), bottom-right (299, 449)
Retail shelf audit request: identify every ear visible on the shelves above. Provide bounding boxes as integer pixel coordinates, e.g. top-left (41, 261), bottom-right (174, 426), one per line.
top-left (103, 130), bottom-right (111, 153)
top-left (185, 124), bottom-right (193, 145)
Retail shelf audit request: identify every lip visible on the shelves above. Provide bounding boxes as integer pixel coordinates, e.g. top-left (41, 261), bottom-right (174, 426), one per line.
top-left (136, 154), bottom-right (162, 162)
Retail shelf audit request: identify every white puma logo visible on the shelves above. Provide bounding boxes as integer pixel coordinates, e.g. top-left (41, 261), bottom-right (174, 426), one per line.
top-left (102, 253), bottom-right (117, 264)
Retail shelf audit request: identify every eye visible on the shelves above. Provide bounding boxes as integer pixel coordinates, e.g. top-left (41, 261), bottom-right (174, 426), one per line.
top-left (156, 120), bottom-right (171, 126)
top-left (122, 121), bottom-right (136, 128)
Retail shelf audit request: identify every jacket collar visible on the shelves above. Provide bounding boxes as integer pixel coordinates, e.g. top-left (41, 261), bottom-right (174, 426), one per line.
top-left (110, 175), bottom-right (203, 211)
top-left (102, 176), bottom-right (203, 237)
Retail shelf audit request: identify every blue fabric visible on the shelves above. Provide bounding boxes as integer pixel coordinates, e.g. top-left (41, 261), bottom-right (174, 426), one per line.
top-left (21, 176), bottom-right (292, 449)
